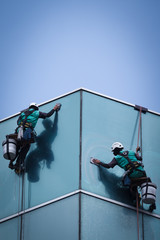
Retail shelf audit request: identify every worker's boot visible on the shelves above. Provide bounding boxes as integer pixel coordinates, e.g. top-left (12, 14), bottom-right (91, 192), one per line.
top-left (15, 168), bottom-right (21, 175)
top-left (15, 163), bottom-right (25, 175)
top-left (149, 203), bottom-right (156, 212)
top-left (8, 162), bottom-right (15, 170)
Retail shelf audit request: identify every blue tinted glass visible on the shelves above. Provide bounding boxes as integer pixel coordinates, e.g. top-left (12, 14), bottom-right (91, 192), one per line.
top-left (0, 117), bottom-right (23, 219)
top-left (23, 195), bottom-right (79, 240)
top-left (81, 91), bottom-right (160, 214)
top-left (24, 92), bottom-right (80, 209)
top-left (82, 92), bottom-right (140, 204)
top-left (1, 88), bottom-right (160, 238)
top-left (142, 113), bottom-right (160, 214)
top-left (143, 214), bottom-right (160, 239)
top-left (0, 217), bottom-right (20, 240)
top-left (81, 194), bottom-right (141, 240)
top-left (0, 91), bottom-right (80, 219)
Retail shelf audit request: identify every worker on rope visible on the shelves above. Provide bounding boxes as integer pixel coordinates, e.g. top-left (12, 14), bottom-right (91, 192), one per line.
top-left (91, 142), bottom-right (156, 212)
top-left (8, 102), bottom-right (61, 173)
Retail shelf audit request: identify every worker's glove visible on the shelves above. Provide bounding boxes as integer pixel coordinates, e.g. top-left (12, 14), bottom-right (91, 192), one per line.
top-left (54, 103), bottom-right (61, 112)
top-left (90, 157), bottom-right (101, 166)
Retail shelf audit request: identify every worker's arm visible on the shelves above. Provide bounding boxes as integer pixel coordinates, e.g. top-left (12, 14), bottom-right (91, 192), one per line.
top-left (39, 104), bottom-right (61, 119)
top-left (92, 158), bottom-right (117, 168)
top-left (135, 146), bottom-right (142, 161)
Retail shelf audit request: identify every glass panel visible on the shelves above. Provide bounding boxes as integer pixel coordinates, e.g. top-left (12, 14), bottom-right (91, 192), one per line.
top-left (82, 91), bottom-right (160, 214)
top-left (23, 195), bottom-right (79, 240)
top-left (0, 117), bottom-right (23, 219)
top-left (0, 91), bottom-right (80, 219)
top-left (142, 113), bottom-right (160, 214)
top-left (81, 194), bottom-right (142, 240)
top-left (143, 214), bottom-right (160, 239)
top-left (0, 217), bottom-right (20, 240)
top-left (24, 92), bottom-right (80, 209)
top-left (82, 91), bottom-right (140, 205)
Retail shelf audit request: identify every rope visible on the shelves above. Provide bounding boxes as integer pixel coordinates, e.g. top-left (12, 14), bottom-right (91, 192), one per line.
top-left (18, 172), bottom-right (21, 240)
top-left (136, 191), bottom-right (140, 240)
top-left (137, 106), bottom-right (142, 151)
top-left (20, 158), bottom-right (25, 240)
top-left (136, 107), bottom-right (141, 240)
top-left (16, 148), bottom-right (25, 240)
top-left (136, 106), bottom-right (145, 240)
top-left (21, 169), bottom-right (25, 240)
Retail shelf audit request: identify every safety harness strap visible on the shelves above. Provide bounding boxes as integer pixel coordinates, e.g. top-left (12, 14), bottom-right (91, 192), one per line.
top-left (16, 109), bottom-right (35, 133)
top-left (20, 109), bottom-right (35, 128)
top-left (19, 121), bottom-right (33, 129)
top-left (125, 161), bottom-right (141, 171)
top-left (119, 151), bottom-right (143, 172)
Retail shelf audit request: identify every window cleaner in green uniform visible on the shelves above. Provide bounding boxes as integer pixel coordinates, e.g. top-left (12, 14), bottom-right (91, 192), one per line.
top-left (91, 142), bottom-right (156, 212)
top-left (8, 102), bottom-right (61, 173)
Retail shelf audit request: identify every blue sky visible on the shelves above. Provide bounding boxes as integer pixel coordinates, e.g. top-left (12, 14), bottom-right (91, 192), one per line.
top-left (1, 0), bottom-right (160, 119)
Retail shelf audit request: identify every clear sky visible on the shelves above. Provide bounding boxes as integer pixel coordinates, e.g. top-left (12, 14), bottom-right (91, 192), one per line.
top-left (1, 0), bottom-right (160, 120)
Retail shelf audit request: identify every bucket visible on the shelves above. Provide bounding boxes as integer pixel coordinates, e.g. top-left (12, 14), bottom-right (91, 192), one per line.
top-left (2, 138), bottom-right (17, 160)
top-left (141, 182), bottom-right (157, 204)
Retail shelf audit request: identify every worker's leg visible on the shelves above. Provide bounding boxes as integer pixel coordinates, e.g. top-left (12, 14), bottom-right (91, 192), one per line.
top-left (8, 160), bottom-right (15, 169)
top-left (131, 177), bottom-right (156, 211)
top-left (149, 203), bottom-right (156, 212)
top-left (8, 145), bottom-right (20, 169)
top-left (130, 184), bottom-right (137, 200)
top-left (15, 143), bottom-right (30, 169)
top-left (130, 184), bottom-right (141, 207)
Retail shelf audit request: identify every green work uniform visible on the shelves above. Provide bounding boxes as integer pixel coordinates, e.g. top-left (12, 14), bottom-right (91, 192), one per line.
top-left (18, 108), bottom-right (40, 129)
top-left (115, 150), bottom-right (145, 178)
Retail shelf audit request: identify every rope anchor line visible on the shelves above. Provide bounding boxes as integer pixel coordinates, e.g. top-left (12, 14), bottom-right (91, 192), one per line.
top-left (134, 104), bottom-right (147, 240)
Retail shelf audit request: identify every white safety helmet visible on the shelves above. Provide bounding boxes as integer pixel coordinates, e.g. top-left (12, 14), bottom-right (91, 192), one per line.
top-left (29, 102), bottom-right (39, 109)
top-left (111, 142), bottom-right (124, 152)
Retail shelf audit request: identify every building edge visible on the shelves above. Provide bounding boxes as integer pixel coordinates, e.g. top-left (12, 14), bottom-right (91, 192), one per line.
top-left (1, 87), bottom-right (160, 123)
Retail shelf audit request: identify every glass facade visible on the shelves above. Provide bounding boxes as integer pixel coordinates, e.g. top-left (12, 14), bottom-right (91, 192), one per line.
top-left (81, 91), bottom-right (160, 213)
top-left (0, 216), bottom-right (20, 240)
top-left (81, 193), bottom-right (142, 240)
top-left (0, 89), bottom-right (159, 239)
top-left (0, 195), bottom-right (79, 240)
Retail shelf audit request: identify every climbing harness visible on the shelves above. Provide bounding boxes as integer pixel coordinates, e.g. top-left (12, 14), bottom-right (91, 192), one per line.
top-left (16, 109), bottom-right (35, 140)
top-left (119, 151), bottom-right (145, 187)
top-left (120, 151), bottom-right (143, 171)
top-left (125, 161), bottom-right (142, 171)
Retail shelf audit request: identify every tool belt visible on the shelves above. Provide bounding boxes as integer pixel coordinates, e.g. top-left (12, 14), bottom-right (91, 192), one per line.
top-left (9, 133), bottom-right (35, 144)
top-left (125, 161), bottom-right (142, 171)
top-left (19, 121), bottom-right (33, 129)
